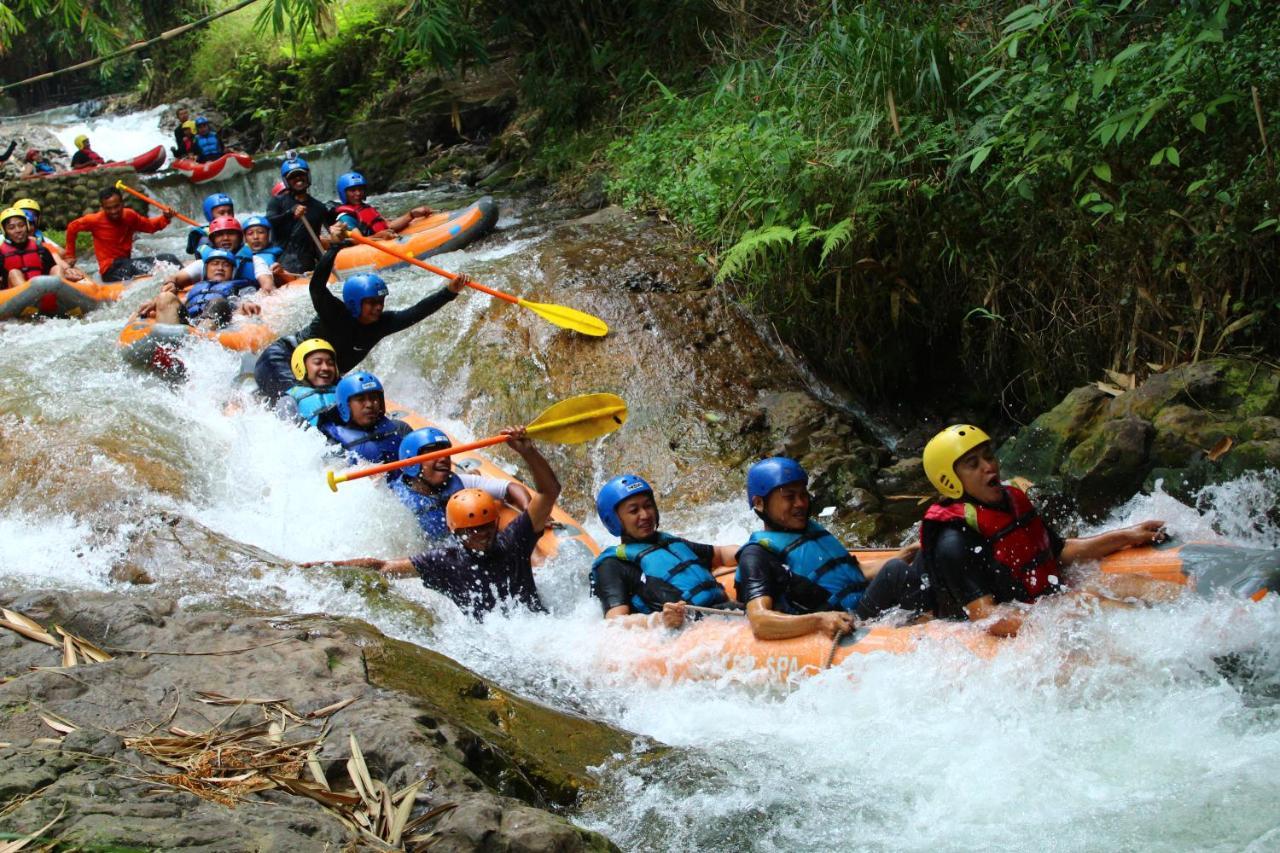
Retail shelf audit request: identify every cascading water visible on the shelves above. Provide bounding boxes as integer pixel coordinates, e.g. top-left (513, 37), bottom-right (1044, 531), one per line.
top-left (2, 103), bottom-right (1279, 852)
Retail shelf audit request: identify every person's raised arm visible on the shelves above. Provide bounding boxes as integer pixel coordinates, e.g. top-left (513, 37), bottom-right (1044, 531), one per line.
top-left (1060, 520), bottom-right (1166, 565)
top-left (378, 273), bottom-right (465, 334)
top-left (501, 426), bottom-right (559, 533)
top-left (308, 244), bottom-right (349, 327)
top-left (503, 481), bottom-right (532, 511)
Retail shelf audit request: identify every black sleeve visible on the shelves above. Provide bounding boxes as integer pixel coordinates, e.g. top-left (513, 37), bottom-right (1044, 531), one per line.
top-left (734, 543), bottom-right (787, 605)
top-left (930, 526), bottom-right (988, 610)
top-left (683, 540), bottom-right (716, 566)
top-left (266, 193), bottom-right (293, 234)
top-left (0, 140), bottom-right (17, 163)
top-left (38, 245), bottom-right (55, 275)
top-left (1046, 522), bottom-right (1066, 557)
top-left (308, 247), bottom-right (351, 329)
top-left (591, 557), bottom-right (641, 613)
top-left (377, 287), bottom-right (458, 335)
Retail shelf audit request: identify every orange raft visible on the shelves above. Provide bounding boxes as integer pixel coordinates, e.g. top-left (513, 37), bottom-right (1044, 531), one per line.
top-left (332, 196), bottom-right (499, 273)
top-left (615, 541), bottom-right (1280, 684)
top-left (0, 275), bottom-right (129, 320)
top-left (117, 316), bottom-right (276, 371)
top-left (381, 400), bottom-right (600, 567)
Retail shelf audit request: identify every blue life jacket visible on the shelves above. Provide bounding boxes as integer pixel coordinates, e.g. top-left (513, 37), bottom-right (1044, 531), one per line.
top-left (194, 132), bottom-right (223, 161)
top-left (198, 245), bottom-right (256, 281)
top-left (253, 245), bottom-right (283, 266)
top-left (34, 230), bottom-right (60, 252)
top-left (187, 228), bottom-right (210, 257)
top-left (591, 533), bottom-right (728, 614)
top-left (35, 162), bottom-right (54, 174)
top-left (319, 416), bottom-right (411, 466)
top-left (184, 278), bottom-right (257, 319)
top-left (389, 472), bottom-right (465, 539)
top-left (284, 383), bottom-right (337, 427)
top-left (740, 521), bottom-right (867, 613)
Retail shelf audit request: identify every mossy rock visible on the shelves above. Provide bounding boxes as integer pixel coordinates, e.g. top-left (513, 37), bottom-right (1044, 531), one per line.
top-left (1000, 384), bottom-right (1109, 478)
top-left (1060, 416), bottom-right (1153, 515)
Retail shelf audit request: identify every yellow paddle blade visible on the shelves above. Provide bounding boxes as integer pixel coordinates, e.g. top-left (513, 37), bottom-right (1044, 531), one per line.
top-left (525, 393), bottom-right (627, 443)
top-left (517, 297), bottom-right (609, 337)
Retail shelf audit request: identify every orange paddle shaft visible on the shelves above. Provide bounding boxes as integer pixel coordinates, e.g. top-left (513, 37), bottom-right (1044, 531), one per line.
top-left (115, 182), bottom-right (202, 229)
top-left (348, 231), bottom-right (518, 304)
top-left (329, 434), bottom-right (510, 491)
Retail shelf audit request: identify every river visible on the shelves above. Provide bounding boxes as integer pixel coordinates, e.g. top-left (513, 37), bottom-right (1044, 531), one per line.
top-left (3, 104), bottom-right (1280, 852)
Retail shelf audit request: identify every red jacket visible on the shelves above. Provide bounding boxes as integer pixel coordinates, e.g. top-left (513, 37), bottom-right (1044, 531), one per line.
top-left (65, 208), bottom-right (171, 275)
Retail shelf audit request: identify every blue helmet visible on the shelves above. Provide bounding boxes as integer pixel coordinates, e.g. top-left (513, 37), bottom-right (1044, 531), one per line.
top-left (335, 371), bottom-right (383, 423)
top-left (398, 427), bottom-right (452, 479)
top-left (280, 157), bottom-right (310, 178)
top-left (202, 248), bottom-right (237, 277)
top-left (342, 273), bottom-right (388, 317)
top-left (595, 474), bottom-right (655, 537)
top-left (241, 215), bottom-right (271, 235)
top-left (195, 116), bottom-right (210, 126)
top-left (202, 192), bottom-right (234, 222)
top-left (335, 171), bottom-right (367, 204)
top-left (746, 457), bottom-right (807, 508)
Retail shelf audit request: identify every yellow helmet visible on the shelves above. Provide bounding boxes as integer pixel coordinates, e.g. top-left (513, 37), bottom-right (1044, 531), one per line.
top-left (0, 207), bottom-right (29, 227)
top-left (922, 424), bottom-right (992, 499)
top-left (290, 338), bottom-right (336, 381)
top-left (182, 120), bottom-right (197, 133)
top-left (74, 134), bottom-right (89, 149)
top-left (13, 198), bottom-right (40, 213)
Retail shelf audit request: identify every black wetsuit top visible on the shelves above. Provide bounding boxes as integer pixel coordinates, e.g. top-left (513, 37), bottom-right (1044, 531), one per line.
top-left (296, 245), bottom-right (458, 373)
top-left (408, 512), bottom-right (545, 619)
top-left (266, 191), bottom-right (334, 272)
top-left (591, 538), bottom-right (717, 614)
top-left (925, 521), bottom-right (1066, 619)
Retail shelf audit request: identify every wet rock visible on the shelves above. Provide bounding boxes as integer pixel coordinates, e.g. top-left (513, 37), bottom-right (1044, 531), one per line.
top-left (0, 590), bottom-right (628, 851)
top-left (1002, 358), bottom-right (1280, 513)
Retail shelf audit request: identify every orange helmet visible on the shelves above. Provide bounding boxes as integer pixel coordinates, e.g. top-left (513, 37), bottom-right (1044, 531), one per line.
top-left (446, 488), bottom-right (500, 531)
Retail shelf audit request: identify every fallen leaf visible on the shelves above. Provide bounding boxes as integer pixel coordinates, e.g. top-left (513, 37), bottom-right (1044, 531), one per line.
top-left (307, 696), bottom-right (358, 719)
top-left (1104, 369), bottom-right (1136, 389)
top-left (40, 714), bottom-right (77, 735)
top-left (1205, 436), bottom-right (1233, 461)
top-left (0, 805), bottom-right (64, 853)
top-left (61, 633), bottom-right (77, 668)
top-left (1094, 381), bottom-right (1126, 397)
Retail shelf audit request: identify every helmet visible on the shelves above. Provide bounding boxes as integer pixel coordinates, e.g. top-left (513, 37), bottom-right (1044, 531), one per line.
top-left (271, 180), bottom-right (287, 196)
top-left (280, 157), bottom-right (310, 178)
top-left (208, 215), bottom-right (242, 237)
top-left (289, 338), bottom-right (336, 381)
top-left (922, 424), bottom-right (992, 499)
top-left (201, 192), bottom-right (234, 221)
top-left (195, 116), bottom-right (210, 126)
top-left (202, 248), bottom-right (236, 276)
top-left (335, 171), bottom-right (367, 204)
top-left (24, 149), bottom-right (38, 162)
top-left (242, 215), bottom-right (271, 234)
top-left (341, 273), bottom-right (388, 317)
top-left (595, 474), bottom-right (655, 537)
top-left (398, 427), bottom-right (452, 478)
top-left (1, 207), bottom-right (29, 227)
top-left (746, 457), bottom-right (807, 508)
top-left (14, 198), bottom-right (40, 213)
top-left (335, 371), bottom-right (383, 423)
top-left (181, 120), bottom-right (197, 133)
top-left (74, 134), bottom-right (89, 149)
top-left (446, 488), bottom-right (500, 532)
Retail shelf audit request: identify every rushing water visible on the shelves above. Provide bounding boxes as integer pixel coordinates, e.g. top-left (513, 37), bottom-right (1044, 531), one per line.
top-left (3, 105), bottom-right (1280, 852)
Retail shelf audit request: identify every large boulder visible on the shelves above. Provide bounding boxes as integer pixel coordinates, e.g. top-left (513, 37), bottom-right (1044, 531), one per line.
top-left (1001, 358), bottom-right (1280, 514)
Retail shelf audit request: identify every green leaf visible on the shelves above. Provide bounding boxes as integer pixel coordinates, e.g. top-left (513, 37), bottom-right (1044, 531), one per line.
top-left (1165, 147), bottom-right (1180, 167)
top-left (1112, 42), bottom-right (1149, 64)
top-left (1186, 179), bottom-right (1209, 194)
top-left (1063, 92), bottom-right (1079, 113)
top-left (1099, 121), bottom-right (1117, 146)
top-left (970, 145), bottom-right (993, 173)
top-left (1150, 149), bottom-right (1166, 166)
top-left (1078, 192), bottom-right (1102, 207)
top-left (1191, 113), bottom-right (1207, 132)
top-left (1252, 218), bottom-right (1278, 232)
top-left (1093, 163), bottom-right (1112, 182)
top-left (1194, 28), bottom-right (1225, 44)
top-left (967, 68), bottom-right (1005, 99)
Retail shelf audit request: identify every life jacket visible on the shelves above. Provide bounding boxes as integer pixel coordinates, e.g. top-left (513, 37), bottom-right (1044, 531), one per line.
top-left (920, 486), bottom-right (1060, 600)
top-left (184, 278), bottom-right (257, 319)
top-left (0, 238), bottom-right (45, 280)
top-left (319, 416), bottom-right (411, 466)
top-left (284, 383), bottom-right (337, 427)
top-left (391, 472), bottom-right (465, 539)
top-left (194, 132), bottom-right (223, 160)
top-left (198, 245), bottom-right (257, 281)
top-left (34, 162), bottom-right (54, 174)
top-left (334, 203), bottom-right (389, 236)
top-left (35, 230), bottom-right (62, 254)
top-left (591, 533), bottom-right (728, 614)
top-left (253, 245), bottom-right (283, 265)
top-left (739, 521), bottom-right (868, 613)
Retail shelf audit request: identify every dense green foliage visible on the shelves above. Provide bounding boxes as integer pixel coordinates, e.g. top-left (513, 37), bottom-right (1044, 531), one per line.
top-left (609, 0), bottom-right (1280, 412)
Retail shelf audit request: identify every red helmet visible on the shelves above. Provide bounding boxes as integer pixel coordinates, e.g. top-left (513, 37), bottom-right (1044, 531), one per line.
top-left (209, 216), bottom-right (242, 235)
top-left (24, 149), bottom-right (38, 162)
top-left (446, 489), bottom-right (500, 532)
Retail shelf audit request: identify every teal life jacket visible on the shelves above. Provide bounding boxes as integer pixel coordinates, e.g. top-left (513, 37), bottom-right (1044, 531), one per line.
top-left (742, 521), bottom-right (867, 613)
top-left (184, 278), bottom-right (257, 319)
top-left (284, 383), bottom-right (337, 427)
top-left (590, 533), bottom-right (727, 613)
top-left (389, 472), bottom-right (465, 539)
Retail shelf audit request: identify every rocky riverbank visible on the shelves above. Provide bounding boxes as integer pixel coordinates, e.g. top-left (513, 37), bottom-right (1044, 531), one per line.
top-left (0, 589), bottom-right (633, 851)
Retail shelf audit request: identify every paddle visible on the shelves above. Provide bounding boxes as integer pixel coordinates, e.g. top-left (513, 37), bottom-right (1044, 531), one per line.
top-left (326, 392), bottom-right (628, 491)
top-left (345, 230), bottom-right (609, 337)
top-left (114, 181), bottom-right (203, 230)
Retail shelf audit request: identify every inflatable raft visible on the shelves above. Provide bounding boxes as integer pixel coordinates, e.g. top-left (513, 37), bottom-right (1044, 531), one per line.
top-left (26, 145), bottom-right (166, 180)
top-left (172, 152), bottom-right (255, 184)
top-left (613, 541), bottom-right (1280, 684)
top-left (333, 196), bottom-right (499, 273)
top-left (118, 316), bottom-right (275, 372)
top-left (0, 275), bottom-right (128, 320)
top-left (383, 401), bottom-right (600, 566)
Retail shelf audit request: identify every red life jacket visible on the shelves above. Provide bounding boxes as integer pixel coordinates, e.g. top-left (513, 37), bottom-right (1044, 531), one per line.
top-left (921, 486), bottom-right (1060, 599)
top-left (0, 238), bottom-right (46, 281)
top-left (334, 203), bottom-right (389, 236)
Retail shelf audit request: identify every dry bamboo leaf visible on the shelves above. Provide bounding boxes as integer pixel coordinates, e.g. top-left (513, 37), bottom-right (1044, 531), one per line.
top-left (1104, 369), bottom-right (1137, 389)
top-left (0, 805), bottom-right (64, 853)
top-left (307, 696), bottom-right (358, 719)
top-left (388, 780), bottom-right (423, 846)
top-left (1146, 361), bottom-right (1167, 373)
top-left (72, 637), bottom-right (113, 663)
top-left (195, 691), bottom-right (288, 706)
top-left (1205, 436), bottom-right (1234, 462)
top-left (39, 714), bottom-right (77, 735)
top-left (1094, 381), bottom-right (1126, 397)
top-left (403, 802), bottom-right (458, 834)
top-left (268, 775), bottom-right (363, 808)
top-left (0, 615), bottom-right (59, 647)
top-left (348, 734), bottom-right (375, 804)
top-left (61, 633), bottom-right (77, 668)
top-left (268, 720), bottom-right (284, 746)
top-left (1, 609), bottom-right (54, 637)
top-left (307, 752), bottom-right (329, 789)
top-left (346, 757), bottom-right (369, 804)
top-left (30, 737), bottom-right (64, 747)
